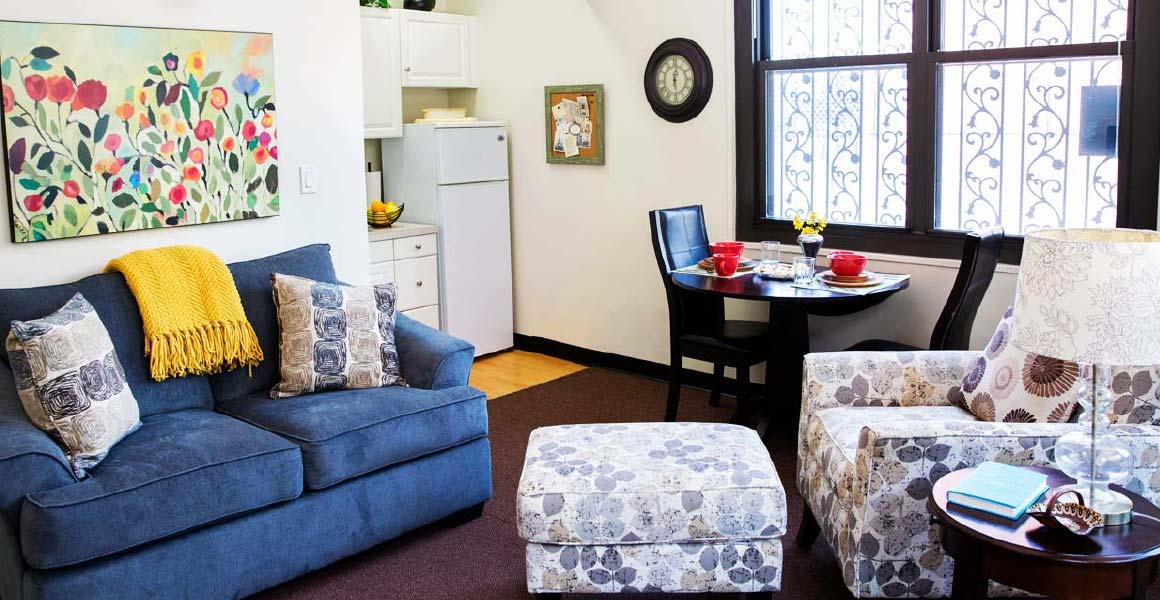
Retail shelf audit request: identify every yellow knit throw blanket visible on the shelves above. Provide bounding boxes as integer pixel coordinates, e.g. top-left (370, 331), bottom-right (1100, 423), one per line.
top-left (106, 245), bottom-right (263, 381)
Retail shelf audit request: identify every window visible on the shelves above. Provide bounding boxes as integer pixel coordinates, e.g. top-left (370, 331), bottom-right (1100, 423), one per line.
top-left (735, 0), bottom-right (1160, 262)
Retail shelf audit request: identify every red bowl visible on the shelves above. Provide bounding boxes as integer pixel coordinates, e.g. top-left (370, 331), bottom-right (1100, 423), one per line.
top-left (713, 253), bottom-right (740, 276)
top-left (710, 241), bottom-right (745, 257)
top-left (830, 252), bottom-right (867, 277)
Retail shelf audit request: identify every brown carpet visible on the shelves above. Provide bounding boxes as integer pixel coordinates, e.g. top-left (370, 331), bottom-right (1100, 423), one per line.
top-left (253, 368), bottom-right (852, 600)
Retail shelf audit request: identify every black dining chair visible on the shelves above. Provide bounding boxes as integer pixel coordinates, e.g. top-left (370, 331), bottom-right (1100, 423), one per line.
top-left (649, 205), bottom-right (769, 422)
top-left (846, 227), bottom-right (1004, 352)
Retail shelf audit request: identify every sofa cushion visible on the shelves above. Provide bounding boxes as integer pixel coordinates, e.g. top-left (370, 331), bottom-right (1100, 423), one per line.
top-left (218, 385), bottom-right (487, 490)
top-left (269, 275), bottom-right (405, 398)
top-left (209, 244), bottom-right (339, 403)
top-left (0, 273), bottom-right (213, 417)
top-left (20, 409), bottom-right (302, 569)
top-left (516, 422), bottom-right (786, 546)
top-left (7, 294), bottom-right (141, 477)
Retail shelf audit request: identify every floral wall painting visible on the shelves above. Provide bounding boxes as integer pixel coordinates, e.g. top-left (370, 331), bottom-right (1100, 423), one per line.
top-left (0, 22), bottom-right (278, 243)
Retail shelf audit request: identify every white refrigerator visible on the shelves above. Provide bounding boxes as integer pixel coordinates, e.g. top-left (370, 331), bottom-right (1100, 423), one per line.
top-left (381, 122), bottom-right (514, 356)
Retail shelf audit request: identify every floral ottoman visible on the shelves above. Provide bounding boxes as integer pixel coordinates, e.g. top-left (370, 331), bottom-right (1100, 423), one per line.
top-left (516, 422), bottom-right (786, 597)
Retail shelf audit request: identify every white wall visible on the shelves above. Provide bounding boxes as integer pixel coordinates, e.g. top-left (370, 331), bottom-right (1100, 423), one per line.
top-left (0, 1), bottom-right (370, 288)
top-left (452, 0), bottom-right (1017, 373)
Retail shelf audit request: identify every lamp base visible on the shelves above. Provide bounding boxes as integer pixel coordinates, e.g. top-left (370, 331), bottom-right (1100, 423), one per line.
top-left (1096, 489), bottom-right (1134, 526)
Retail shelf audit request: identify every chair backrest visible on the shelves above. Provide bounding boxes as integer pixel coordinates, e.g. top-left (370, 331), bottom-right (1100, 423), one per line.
top-left (649, 205), bottom-right (723, 338)
top-left (929, 227), bottom-right (1004, 351)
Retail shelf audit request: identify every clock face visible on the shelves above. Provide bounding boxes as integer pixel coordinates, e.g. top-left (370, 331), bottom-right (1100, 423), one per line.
top-left (655, 54), bottom-right (694, 106)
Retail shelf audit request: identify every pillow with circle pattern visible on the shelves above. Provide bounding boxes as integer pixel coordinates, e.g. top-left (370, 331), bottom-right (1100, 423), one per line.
top-left (5, 293), bottom-right (141, 477)
top-left (953, 305), bottom-right (1081, 423)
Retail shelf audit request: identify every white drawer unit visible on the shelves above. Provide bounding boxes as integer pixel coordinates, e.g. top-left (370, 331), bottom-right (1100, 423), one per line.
top-left (393, 233), bottom-right (437, 260)
top-left (367, 223), bottom-right (441, 330)
top-left (402, 305), bottom-right (440, 330)
top-left (394, 256), bottom-right (439, 311)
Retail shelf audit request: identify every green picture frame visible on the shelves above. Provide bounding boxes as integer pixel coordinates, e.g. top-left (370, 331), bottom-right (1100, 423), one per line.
top-left (544, 84), bottom-right (604, 165)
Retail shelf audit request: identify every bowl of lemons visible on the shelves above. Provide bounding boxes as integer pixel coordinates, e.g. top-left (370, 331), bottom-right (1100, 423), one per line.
top-left (367, 201), bottom-right (404, 228)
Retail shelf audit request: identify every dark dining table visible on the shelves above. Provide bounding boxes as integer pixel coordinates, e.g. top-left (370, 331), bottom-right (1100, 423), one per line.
top-left (670, 267), bottom-right (909, 435)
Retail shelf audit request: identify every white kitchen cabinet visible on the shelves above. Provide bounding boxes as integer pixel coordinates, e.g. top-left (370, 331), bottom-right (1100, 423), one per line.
top-left (360, 8), bottom-right (404, 138)
top-left (367, 222), bottom-right (441, 330)
top-left (399, 11), bottom-right (477, 88)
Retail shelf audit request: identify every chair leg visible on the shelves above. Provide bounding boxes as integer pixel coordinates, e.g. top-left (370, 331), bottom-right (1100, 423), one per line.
top-left (709, 363), bottom-right (725, 407)
top-left (796, 505), bottom-right (821, 548)
top-left (665, 351), bottom-right (682, 422)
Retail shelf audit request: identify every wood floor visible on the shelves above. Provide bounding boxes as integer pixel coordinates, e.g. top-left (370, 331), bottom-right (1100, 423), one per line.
top-left (469, 350), bottom-right (586, 399)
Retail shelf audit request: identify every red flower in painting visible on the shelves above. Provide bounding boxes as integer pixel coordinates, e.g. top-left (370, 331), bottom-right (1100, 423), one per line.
top-left (111, 179), bottom-right (124, 193)
top-left (23, 194), bottom-right (43, 212)
top-left (189, 147), bottom-right (205, 164)
top-left (209, 87), bottom-right (228, 110)
top-left (183, 165), bottom-right (200, 181)
top-left (221, 137), bottom-right (236, 152)
top-left (194, 119), bottom-right (214, 141)
top-left (241, 120), bottom-right (257, 141)
top-left (168, 184), bottom-right (187, 204)
top-left (45, 76), bottom-right (75, 104)
top-left (62, 180), bottom-right (80, 198)
top-left (1, 85), bottom-right (13, 113)
top-left (104, 133), bottom-right (121, 152)
top-left (269, 146), bottom-right (278, 160)
top-left (75, 80), bottom-right (108, 111)
top-left (254, 146), bottom-right (269, 165)
top-left (23, 75), bottom-right (47, 102)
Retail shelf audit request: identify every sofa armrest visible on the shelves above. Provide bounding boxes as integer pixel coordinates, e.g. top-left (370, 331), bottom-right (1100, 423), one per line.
top-left (857, 419), bottom-right (1160, 516)
top-left (0, 364), bottom-right (76, 525)
top-left (394, 313), bottom-right (476, 390)
top-left (802, 350), bottom-right (978, 416)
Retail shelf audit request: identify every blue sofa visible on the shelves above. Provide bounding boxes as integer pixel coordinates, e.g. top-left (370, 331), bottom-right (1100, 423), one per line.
top-left (0, 244), bottom-right (492, 599)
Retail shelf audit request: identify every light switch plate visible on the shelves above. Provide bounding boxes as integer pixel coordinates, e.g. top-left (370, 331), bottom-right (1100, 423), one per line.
top-left (299, 166), bottom-right (318, 194)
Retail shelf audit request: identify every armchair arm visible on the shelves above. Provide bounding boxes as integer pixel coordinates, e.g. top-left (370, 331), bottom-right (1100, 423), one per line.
top-left (394, 313), bottom-right (476, 390)
top-left (0, 364), bottom-right (76, 526)
top-left (802, 350), bottom-right (978, 416)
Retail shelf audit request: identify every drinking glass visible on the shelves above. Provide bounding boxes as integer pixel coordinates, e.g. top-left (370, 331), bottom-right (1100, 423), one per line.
top-left (793, 257), bottom-right (816, 285)
top-left (761, 241), bottom-right (780, 266)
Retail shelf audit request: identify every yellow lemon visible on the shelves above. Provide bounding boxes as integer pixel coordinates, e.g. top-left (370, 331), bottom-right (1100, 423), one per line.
top-left (370, 201), bottom-right (388, 214)
top-left (384, 201), bottom-right (399, 212)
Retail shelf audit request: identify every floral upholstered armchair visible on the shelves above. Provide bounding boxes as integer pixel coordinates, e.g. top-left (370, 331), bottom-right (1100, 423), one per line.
top-left (796, 350), bottom-right (1160, 598)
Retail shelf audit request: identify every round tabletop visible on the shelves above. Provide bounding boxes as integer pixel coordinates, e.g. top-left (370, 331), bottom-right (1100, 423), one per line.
top-left (670, 267), bottom-right (909, 307)
top-left (930, 466), bottom-right (1160, 566)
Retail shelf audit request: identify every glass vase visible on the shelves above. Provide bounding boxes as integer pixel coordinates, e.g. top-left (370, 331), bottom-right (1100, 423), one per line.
top-left (797, 233), bottom-right (823, 258)
top-left (1053, 365), bottom-right (1135, 524)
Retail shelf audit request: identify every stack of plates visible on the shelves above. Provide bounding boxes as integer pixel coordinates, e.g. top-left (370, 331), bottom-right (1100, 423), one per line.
top-left (817, 270), bottom-right (884, 287)
top-left (698, 257), bottom-right (758, 272)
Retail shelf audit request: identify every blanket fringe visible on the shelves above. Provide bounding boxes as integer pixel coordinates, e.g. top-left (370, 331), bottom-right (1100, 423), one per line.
top-left (144, 319), bottom-right (264, 381)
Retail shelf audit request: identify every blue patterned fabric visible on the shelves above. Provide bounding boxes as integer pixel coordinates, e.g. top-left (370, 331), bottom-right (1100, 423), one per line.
top-left (18, 438), bottom-right (491, 600)
top-left (20, 409), bottom-right (302, 569)
top-left (0, 365), bottom-right (75, 526)
top-left (219, 384), bottom-right (487, 490)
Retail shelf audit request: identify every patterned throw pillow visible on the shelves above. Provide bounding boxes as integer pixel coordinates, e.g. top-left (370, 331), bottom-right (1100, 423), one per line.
top-left (270, 274), bottom-right (405, 398)
top-left (5, 294), bottom-right (141, 477)
top-left (956, 305), bottom-right (1080, 423)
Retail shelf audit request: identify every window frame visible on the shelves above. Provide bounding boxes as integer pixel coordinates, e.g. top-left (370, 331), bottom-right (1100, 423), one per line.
top-left (734, 0), bottom-right (1160, 264)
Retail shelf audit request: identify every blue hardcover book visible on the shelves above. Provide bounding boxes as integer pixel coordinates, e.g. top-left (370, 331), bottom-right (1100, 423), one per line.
top-left (946, 462), bottom-right (1048, 520)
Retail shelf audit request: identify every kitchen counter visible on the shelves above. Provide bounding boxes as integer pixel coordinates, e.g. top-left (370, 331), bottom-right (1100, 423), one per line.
top-left (367, 221), bottom-right (439, 242)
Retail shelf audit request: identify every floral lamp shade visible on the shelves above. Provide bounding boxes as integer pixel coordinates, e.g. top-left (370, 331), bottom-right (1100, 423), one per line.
top-left (1011, 228), bottom-right (1160, 366)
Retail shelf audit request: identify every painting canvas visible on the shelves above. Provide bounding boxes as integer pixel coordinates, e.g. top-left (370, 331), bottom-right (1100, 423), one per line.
top-left (0, 22), bottom-right (278, 243)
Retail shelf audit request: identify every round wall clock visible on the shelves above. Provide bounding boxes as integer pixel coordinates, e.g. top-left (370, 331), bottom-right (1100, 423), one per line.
top-left (644, 38), bottom-right (713, 123)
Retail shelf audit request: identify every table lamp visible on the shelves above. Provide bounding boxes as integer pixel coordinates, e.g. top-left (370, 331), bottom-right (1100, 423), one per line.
top-left (1011, 228), bottom-right (1160, 526)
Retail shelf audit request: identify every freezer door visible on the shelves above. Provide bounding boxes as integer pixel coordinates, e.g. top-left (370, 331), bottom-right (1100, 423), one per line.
top-left (437, 180), bottom-right (514, 355)
top-left (435, 126), bottom-right (510, 185)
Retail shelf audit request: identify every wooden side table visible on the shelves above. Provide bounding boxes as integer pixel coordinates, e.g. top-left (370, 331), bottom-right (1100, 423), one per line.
top-left (930, 466), bottom-right (1160, 599)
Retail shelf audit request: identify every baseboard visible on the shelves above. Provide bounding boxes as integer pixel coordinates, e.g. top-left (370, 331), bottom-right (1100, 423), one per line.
top-left (513, 334), bottom-right (760, 397)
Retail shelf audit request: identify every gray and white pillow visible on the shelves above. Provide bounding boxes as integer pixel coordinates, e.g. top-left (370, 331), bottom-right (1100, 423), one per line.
top-left (5, 294), bottom-right (141, 477)
top-left (270, 274), bottom-right (405, 399)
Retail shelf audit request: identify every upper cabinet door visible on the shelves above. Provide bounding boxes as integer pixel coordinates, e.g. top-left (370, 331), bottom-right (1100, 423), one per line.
top-left (399, 11), bottom-right (477, 88)
top-left (361, 8), bottom-right (404, 138)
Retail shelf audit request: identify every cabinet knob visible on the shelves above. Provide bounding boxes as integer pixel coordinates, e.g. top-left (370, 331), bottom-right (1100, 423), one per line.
top-left (416, 280), bottom-right (424, 287)
top-left (414, 242), bottom-right (423, 250)
top-left (404, 66), bottom-right (412, 72)
top-left (497, 135), bottom-right (506, 142)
